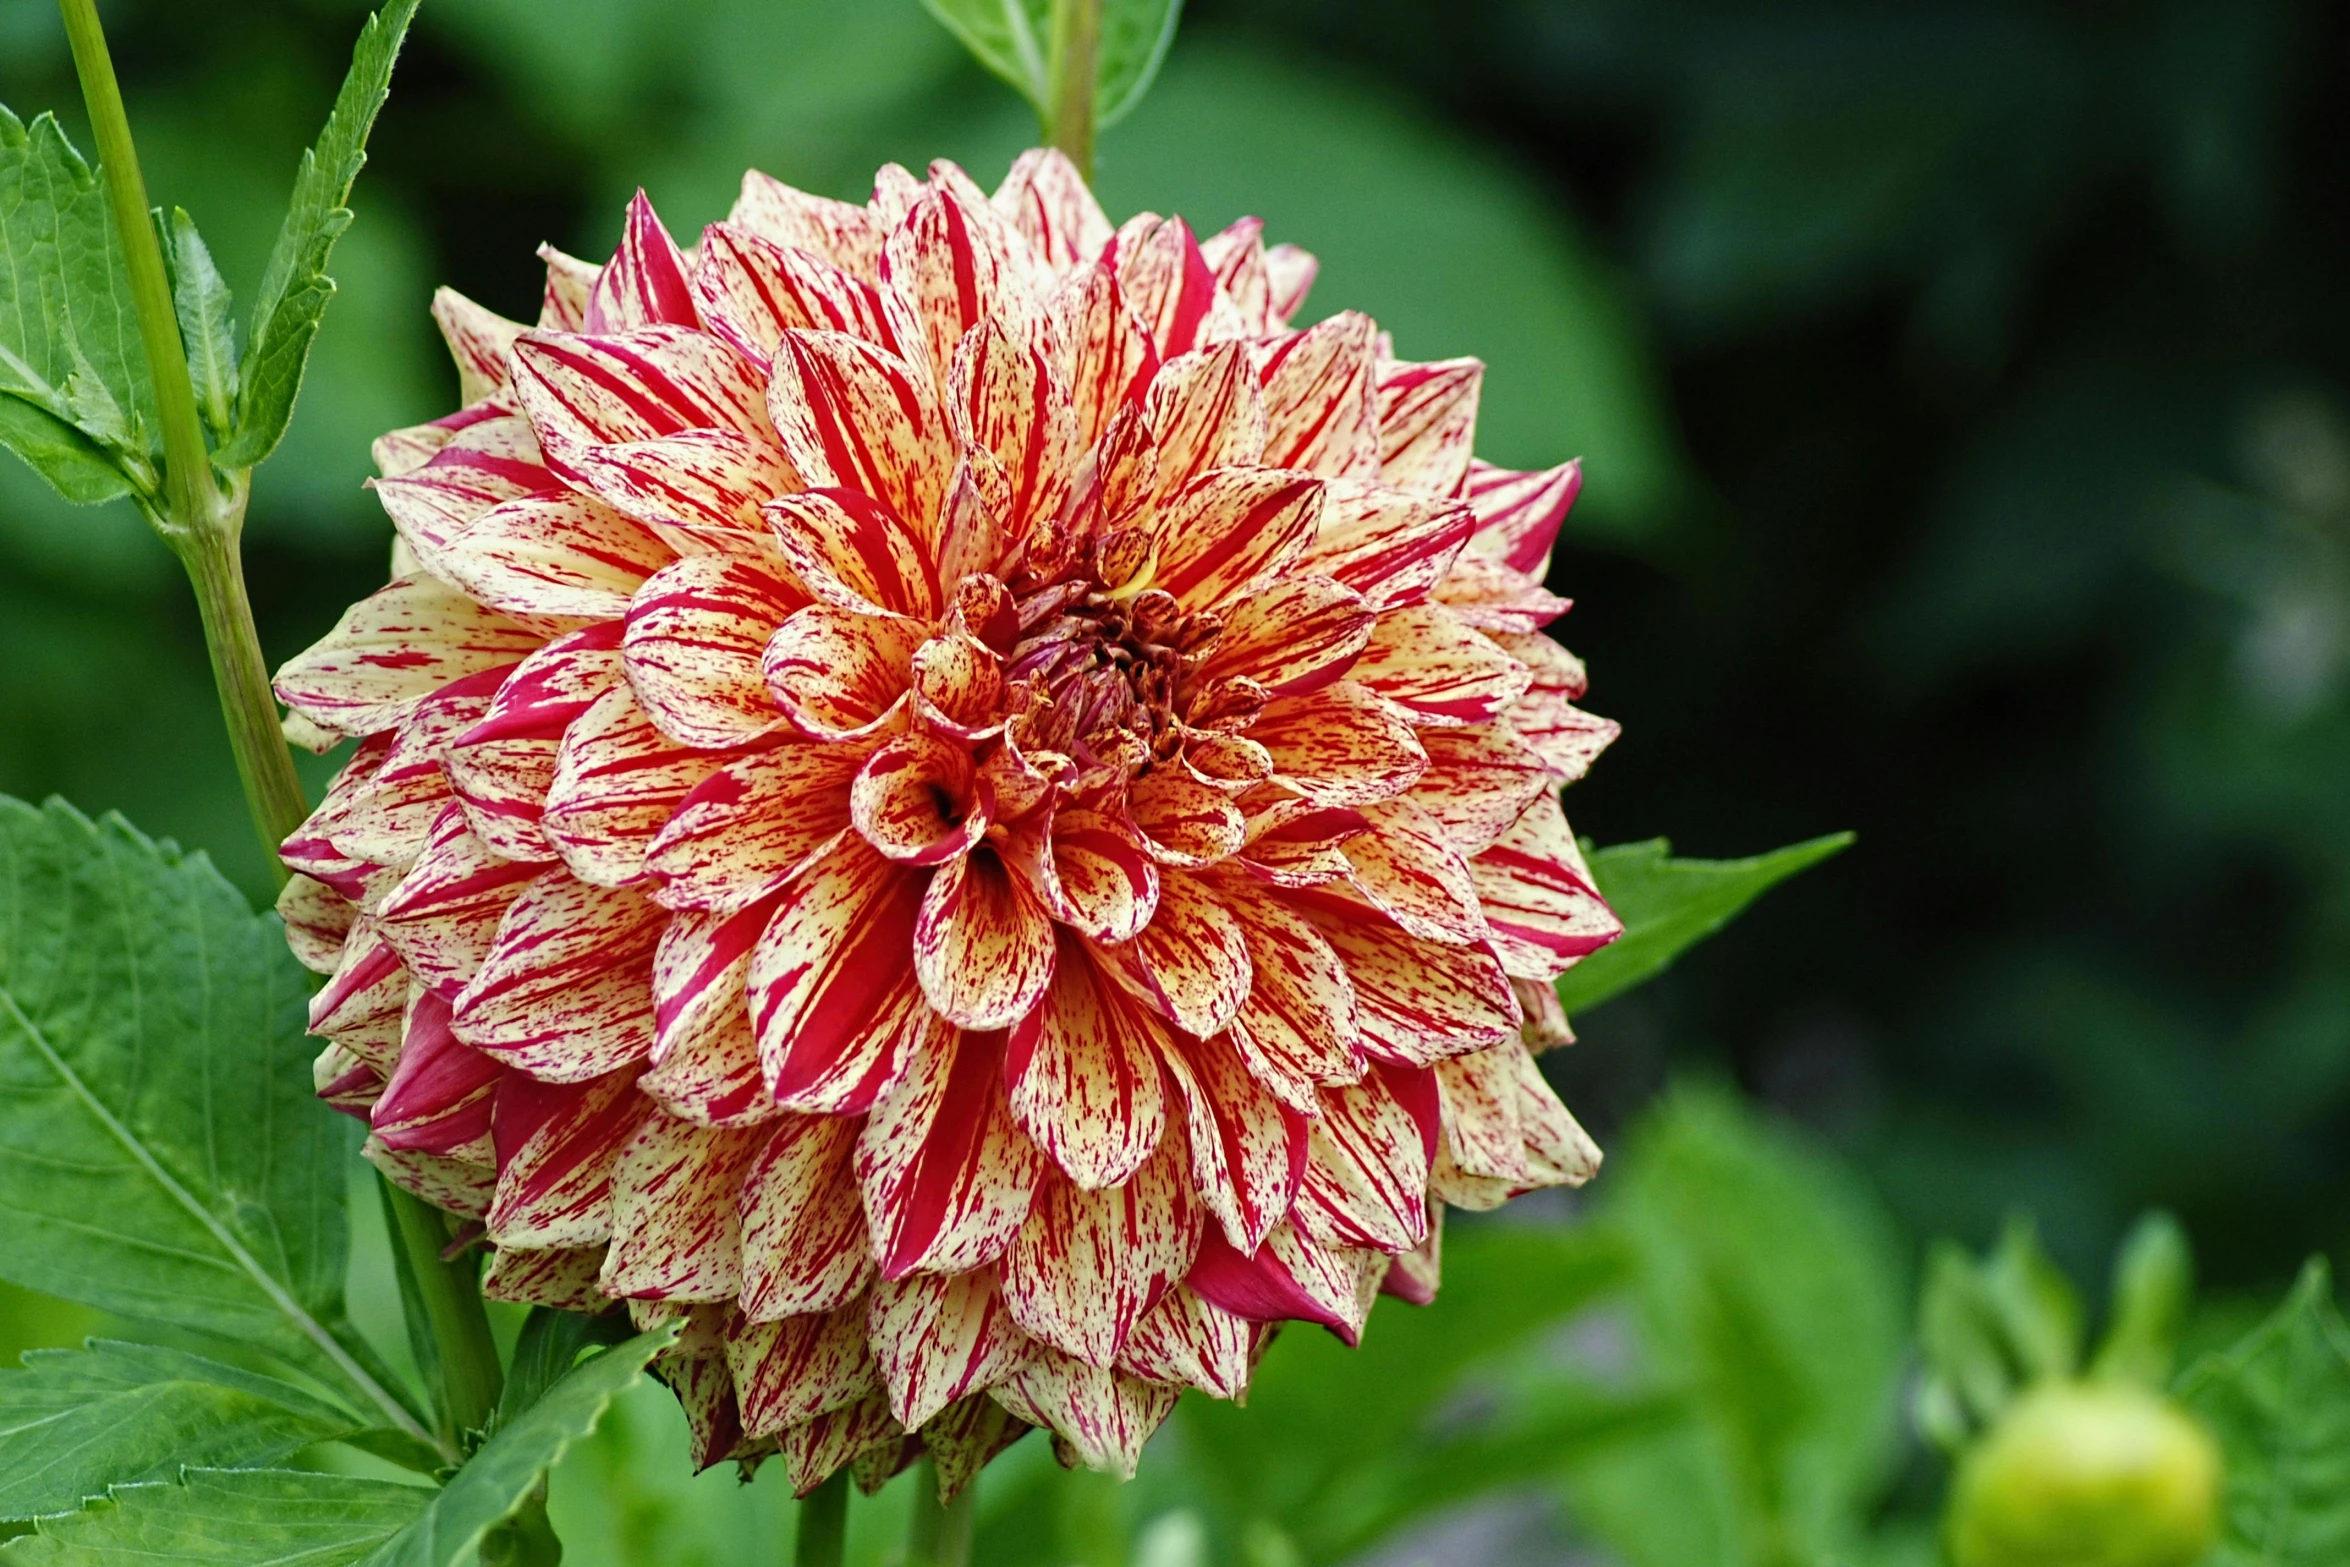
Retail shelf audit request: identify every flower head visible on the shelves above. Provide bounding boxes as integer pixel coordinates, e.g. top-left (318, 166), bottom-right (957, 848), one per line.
top-left (277, 149), bottom-right (1622, 1492)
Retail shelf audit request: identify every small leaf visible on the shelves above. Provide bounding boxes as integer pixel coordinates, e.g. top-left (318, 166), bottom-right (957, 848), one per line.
top-left (0, 1468), bottom-right (428, 1565)
top-left (1916, 1239), bottom-right (2021, 1441)
top-left (0, 1339), bottom-right (365, 1521)
top-left (918, 0), bottom-right (1182, 132)
top-left (2092, 1210), bottom-right (2192, 1388)
top-left (0, 398), bottom-right (130, 504)
top-left (0, 105), bottom-right (155, 502)
top-left (1980, 1216), bottom-right (2084, 1383)
top-left (1553, 832), bottom-right (1853, 1016)
top-left (0, 795), bottom-right (424, 1447)
top-left (364, 1323), bottom-right (678, 1567)
top-left (217, 0), bottom-right (420, 470)
top-left (158, 210), bottom-right (237, 446)
top-left (2176, 1258), bottom-right (2350, 1567)
top-left (493, 1308), bottom-right (629, 1431)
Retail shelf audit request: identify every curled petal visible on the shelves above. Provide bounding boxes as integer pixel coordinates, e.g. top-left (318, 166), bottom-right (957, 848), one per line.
top-left (1468, 791), bottom-right (1623, 979)
top-left (852, 733), bottom-right (989, 865)
top-left (624, 554), bottom-right (802, 748)
top-left (1117, 1286), bottom-right (1265, 1400)
top-left (911, 634), bottom-right (1006, 740)
top-left (431, 286), bottom-right (528, 403)
top-left (487, 1067), bottom-right (647, 1248)
top-left (1258, 312), bottom-right (1381, 479)
top-left (371, 993), bottom-right (498, 1157)
top-left (1000, 807), bottom-right (1157, 944)
top-left (989, 1353), bottom-right (1177, 1481)
top-left (1197, 217), bottom-right (1271, 334)
top-left (914, 846), bottom-right (1057, 1031)
top-left (453, 873), bottom-right (666, 1080)
top-left (1215, 872), bottom-right (1366, 1115)
top-left (867, 1269), bottom-right (1034, 1431)
top-left (543, 685), bottom-right (723, 888)
top-left (646, 902), bottom-right (774, 1126)
top-left (1435, 1044), bottom-right (1528, 1185)
top-left (1050, 261), bottom-right (1157, 449)
top-left (1376, 357), bottom-right (1482, 498)
top-left (482, 1244), bottom-right (608, 1313)
top-left (1145, 342), bottom-right (1266, 495)
top-left (1117, 872), bottom-right (1252, 1039)
top-left (1252, 682), bottom-right (1428, 807)
top-left (1431, 554), bottom-right (1572, 634)
top-left (1125, 768), bottom-right (1245, 869)
top-left (1407, 720), bottom-right (1555, 856)
top-left (749, 839), bottom-right (931, 1114)
top-left (1186, 1222), bottom-right (1375, 1346)
top-left (857, 1025), bottom-right (1046, 1278)
top-left (763, 606), bottom-right (922, 740)
top-left (766, 487), bottom-right (943, 620)
top-left (881, 181), bottom-right (1036, 397)
top-left (1235, 799), bottom-right (1370, 888)
top-left (1005, 932), bottom-right (1171, 1191)
top-left (739, 1114), bottom-right (876, 1320)
top-left (1200, 574), bottom-right (1375, 697)
top-left (651, 742), bottom-right (864, 910)
top-left (375, 806), bottom-right (540, 1002)
top-left (1351, 604), bottom-right (1532, 727)
top-left (1264, 244), bottom-right (1318, 326)
top-left (1113, 214), bottom-right (1218, 360)
top-left (948, 318), bottom-right (1077, 538)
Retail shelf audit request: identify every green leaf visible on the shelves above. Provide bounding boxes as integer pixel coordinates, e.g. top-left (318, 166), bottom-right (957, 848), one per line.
top-left (157, 210), bottom-right (236, 446)
top-left (217, 0), bottom-right (419, 470)
top-left (1, 1469), bottom-right (428, 1566)
top-left (0, 1339), bottom-right (362, 1521)
top-left (365, 1324), bottom-right (677, 1567)
top-left (1554, 833), bottom-right (1854, 1016)
top-left (495, 1308), bottom-right (627, 1433)
top-left (1978, 1216), bottom-right (2085, 1383)
top-left (0, 106), bottom-right (154, 499)
top-left (917, 0), bottom-right (1181, 131)
top-left (2092, 1210), bottom-right (2192, 1388)
top-left (2176, 1258), bottom-right (2350, 1567)
top-left (0, 795), bottom-right (422, 1444)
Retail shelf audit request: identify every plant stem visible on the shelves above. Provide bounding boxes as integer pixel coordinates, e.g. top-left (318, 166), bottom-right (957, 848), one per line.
top-left (1047, 0), bottom-right (1100, 182)
top-left (56, 0), bottom-right (309, 881)
top-left (384, 1180), bottom-right (506, 1446)
top-left (794, 1470), bottom-right (850, 1567)
top-left (480, 1486), bottom-right (562, 1567)
top-left (902, 1460), bottom-right (976, 1567)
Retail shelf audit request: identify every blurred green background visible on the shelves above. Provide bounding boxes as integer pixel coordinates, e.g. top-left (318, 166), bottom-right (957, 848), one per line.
top-left (1, 0), bottom-right (2345, 1561)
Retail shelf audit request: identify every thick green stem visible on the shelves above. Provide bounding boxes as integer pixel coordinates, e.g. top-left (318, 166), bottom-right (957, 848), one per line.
top-left (1047, 0), bottom-right (1099, 182)
top-left (480, 1487), bottom-right (562, 1567)
top-left (385, 1181), bottom-right (506, 1447)
top-left (794, 1470), bottom-right (849, 1567)
top-left (902, 1461), bottom-right (976, 1567)
top-left (57, 0), bottom-right (307, 881)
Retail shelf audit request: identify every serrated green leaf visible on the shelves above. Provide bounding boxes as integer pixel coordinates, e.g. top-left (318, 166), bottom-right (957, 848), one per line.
top-left (1554, 832), bottom-right (1854, 1016)
top-left (1, 1468), bottom-right (428, 1566)
top-left (0, 1340), bottom-right (362, 1521)
top-left (495, 1308), bottom-right (628, 1434)
top-left (918, 0), bottom-right (1181, 131)
top-left (365, 1324), bottom-right (678, 1567)
top-left (2177, 1259), bottom-right (2350, 1567)
top-left (0, 396), bottom-right (128, 503)
top-left (0, 795), bottom-right (423, 1445)
top-left (157, 210), bottom-right (236, 445)
top-left (0, 106), bottom-right (153, 499)
top-left (217, 0), bottom-right (418, 470)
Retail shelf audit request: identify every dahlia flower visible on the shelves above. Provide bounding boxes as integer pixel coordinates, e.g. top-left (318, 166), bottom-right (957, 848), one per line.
top-left (275, 149), bottom-right (1622, 1492)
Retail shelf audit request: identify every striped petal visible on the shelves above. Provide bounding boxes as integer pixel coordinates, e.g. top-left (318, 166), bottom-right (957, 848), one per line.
top-left (881, 181), bottom-right (1033, 395)
top-left (1050, 261), bottom-right (1157, 449)
top-left (371, 992), bottom-right (499, 1156)
top-left (731, 170), bottom-right (885, 278)
top-left (858, 1026), bottom-right (1045, 1278)
top-left (1492, 630), bottom-right (1618, 782)
top-left (437, 490), bottom-right (668, 621)
top-left (989, 1354), bottom-right (1176, 1481)
top-left (566, 427), bottom-right (799, 546)
top-left (1263, 244), bottom-right (1319, 327)
top-left (1000, 808), bottom-right (1156, 945)
top-left (1407, 720), bottom-right (1555, 856)
top-left (1259, 312), bottom-right (1380, 479)
top-left (1376, 358), bottom-right (1481, 498)
top-left (765, 487), bottom-right (943, 620)
top-left (1215, 873), bottom-right (1366, 1115)
top-left (1003, 1141), bottom-right (1201, 1367)
top-left (651, 743), bottom-right (864, 910)
top-left (371, 417), bottom-right (557, 577)
top-left (1119, 871), bottom-right (1252, 1039)
top-left (1198, 218), bottom-right (1272, 336)
top-left (431, 287), bottom-right (527, 403)
top-left (543, 685), bottom-right (721, 887)
top-left (910, 633), bottom-right (1005, 740)
top-left (584, 190), bottom-right (700, 332)
top-left (1145, 342), bottom-right (1266, 495)
top-left (1186, 1221), bottom-right (1373, 1345)
top-left (1342, 798), bottom-right (1490, 945)
top-left (692, 223), bottom-right (893, 364)
top-left (738, 1113), bottom-right (876, 1321)
top-left (729, 1299), bottom-right (879, 1438)
top-left (1201, 574), bottom-right (1374, 697)
top-left (780, 1394), bottom-right (901, 1495)
top-left (1252, 681), bottom-right (1427, 807)
top-left (599, 1113), bottom-right (762, 1299)
top-left (1463, 458), bottom-right (1581, 577)
top-left (1468, 791), bottom-right (1622, 979)
top-left (624, 553), bottom-right (800, 748)
top-left (748, 838), bottom-right (931, 1114)
top-left (511, 327), bottom-right (772, 478)
top-left (1117, 1285), bottom-right (1264, 1400)
top-left (850, 733), bottom-right (987, 865)
top-left (1299, 478), bottom-right (1473, 608)
top-left (1431, 554), bottom-right (1571, 634)
top-left (1351, 603), bottom-right (1532, 726)
top-left (768, 331), bottom-right (948, 535)
top-left (993, 148), bottom-right (1110, 275)
top-left (1235, 799), bottom-right (1370, 889)
top-left (1513, 1042), bottom-right (1602, 1186)
top-left (274, 573), bottom-right (549, 739)
top-left (914, 846), bottom-right (1056, 1031)
top-left (487, 1067), bottom-right (647, 1248)
top-left (763, 605), bottom-right (922, 740)
top-left (1298, 885), bottom-right (1520, 1066)
top-left (453, 873), bottom-right (665, 1080)
top-left (1293, 1063), bottom-right (1439, 1253)
top-left (1435, 1044), bottom-right (1527, 1184)
top-left (1004, 932), bottom-right (1170, 1191)
top-left (1125, 769), bottom-right (1244, 869)
top-left (481, 1244), bottom-right (608, 1313)
top-left (867, 1268), bottom-right (1034, 1430)
top-left (1150, 468), bottom-right (1322, 610)
top-left (1113, 215), bottom-right (1217, 359)
top-left (947, 318), bottom-right (1077, 539)
top-left (645, 902), bottom-right (774, 1128)
top-left (1158, 1028), bottom-right (1307, 1255)
top-left (375, 807), bottom-right (540, 1001)
top-left (920, 1396), bottom-right (1030, 1504)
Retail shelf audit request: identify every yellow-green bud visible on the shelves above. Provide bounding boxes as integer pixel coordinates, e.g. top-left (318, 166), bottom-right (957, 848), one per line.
top-left (1948, 1382), bottom-right (2221, 1567)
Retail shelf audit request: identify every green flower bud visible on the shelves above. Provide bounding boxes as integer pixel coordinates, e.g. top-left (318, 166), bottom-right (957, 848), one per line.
top-left (1948, 1382), bottom-right (2221, 1567)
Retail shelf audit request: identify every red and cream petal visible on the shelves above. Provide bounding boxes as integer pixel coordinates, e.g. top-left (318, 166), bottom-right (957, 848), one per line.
top-left (1149, 468), bottom-right (1322, 610)
top-left (584, 191), bottom-right (701, 333)
top-left (371, 417), bottom-right (557, 577)
top-left (850, 733), bottom-right (987, 865)
top-left (1297, 885), bottom-right (1520, 1067)
top-left (452, 873), bottom-right (666, 1080)
top-left (1158, 1029), bottom-right (1307, 1256)
top-left (728, 1299), bottom-right (880, 1438)
top-left (1430, 554), bottom-right (1572, 634)
top-left (1468, 791), bottom-right (1623, 980)
top-left (486, 1067), bottom-right (647, 1248)
top-left (1407, 720), bottom-right (1556, 856)
top-left (731, 169), bottom-right (885, 278)
top-left (1185, 1221), bottom-right (1373, 1346)
top-left (857, 1026), bottom-right (1045, 1278)
top-left (1376, 358), bottom-right (1482, 498)
top-left (1463, 458), bottom-right (1581, 578)
top-left (914, 846), bottom-right (1057, 1032)
top-left (566, 428), bottom-right (799, 547)
top-left (779, 1395), bottom-right (901, 1496)
top-left (763, 605), bottom-right (921, 740)
top-left (1258, 312), bottom-right (1381, 480)
top-left (1253, 682), bottom-right (1428, 808)
top-left (867, 1268), bottom-right (1034, 1431)
top-left (1341, 798), bottom-right (1491, 946)
top-left (991, 1354), bottom-right (1177, 1481)
top-left (1050, 261), bottom-right (1158, 450)
top-left (278, 875), bottom-right (355, 974)
top-left (1350, 603), bottom-right (1533, 727)
top-left (1003, 932), bottom-right (1170, 1191)
top-left (274, 573), bottom-right (549, 740)
top-left (692, 223), bottom-right (893, 364)
top-left (374, 807), bottom-right (540, 1001)
top-left (881, 180), bottom-right (1037, 395)
top-left (623, 553), bottom-right (801, 749)
top-left (481, 1244), bottom-right (608, 1313)
top-left (1145, 342), bottom-right (1267, 496)
top-left (598, 1113), bottom-right (762, 1299)
top-left (767, 330), bottom-right (948, 534)
top-left (994, 148), bottom-right (1111, 275)
top-left (645, 903), bottom-right (772, 1127)
top-left (920, 1396), bottom-right (1030, 1504)
top-left (748, 840), bottom-right (931, 1114)
top-left (1116, 1286), bottom-right (1263, 1399)
top-left (766, 488), bottom-right (944, 621)
top-left (431, 287), bottom-right (528, 404)
top-left (1234, 799), bottom-right (1370, 889)
top-left (1200, 575), bottom-right (1375, 697)
top-left (1000, 808), bottom-right (1158, 945)
top-left (511, 327), bottom-right (773, 479)
top-left (1113, 215), bottom-right (1218, 361)
top-left (444, 624), bottom-right (628, 863)
top-left (1513, 1043), bottom-right (1602, 1186)
top-left (1292, 1063), bottom-right (1440, 1254)
top-left (1002, 1140), bottom-right (1201, 1367)
top-left (948, 318), bottom-right (1077, 539)
top-left (370, 993), bottom-right (499, 1157)
top-left (1125, 769), bottom-right (1245, 869)
top-left (542, 685), bottom-right (721, 887)
top-left (1299, 479), bottom-right (1473, 609)
top-left (738, 1113), bottom-right (876, 1321)
top-left (1114, 871), bottom-right (1252, 1039)
top-left (910, 633), bottom-right (1006, 740)
top-left (1434, 1044), bottom-right (1528, 1185)
top-left (651, 742), bottom-right (864, 909)
top-left (1215, 873), bottom-right (1366, 1114)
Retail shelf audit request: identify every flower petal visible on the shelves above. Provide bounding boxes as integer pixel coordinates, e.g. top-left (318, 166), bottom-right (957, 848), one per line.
top-left (511, 326), bottom-right (772, 480)
top-left (763, 605), bottom-right (922, 740)
top-left (371, 992), bottom-right (499, 1157)
top-left (566, 427), bottom-right (799, 547)
top-left (768, 330), bottom-right (949, 534)
top-left (1185, 1221), bottom-right (1372, 1345)
top-left (739, 1113), bottom-right (876, 1320)
top-left (1000, 808), bottom-right (1158, 945)
top-left (543, 685), bottom-right (723, 887)
top-left (914, 845), bottom-right (1057, 1031)
top-left (1115, 871), bottom-right (1252, 1039)
top-left (624, 553), bottom-right (801, 748)
top-left (1116, 1286), bottom-right (1264, 1399)
top-left (1351, 603), bottom-right (1532, 727)
top-left (858, 1026), bottom-right (1045, 1278)
top-left (881, 181), bottom-right (1035, 396)
top-left (1005, 932), bottom-right (1171, 1191)
top-left (1213, 872), bottom-right (1365, 1115)
top-left (693, 222), bottom-right (894, 364)
top-left (1467, 791), bottom-right (1623, 979)
top-left (1258, 311), bottom-right (1380, 479)
top-left (1434, 1044), bottom-right (1527, 1184)
top-left (1376, 357), bottom-right (1481, 498)
top-left (437, 491), bottom-right (669, 622)
top-left (948, 318), bottom-right (1078, 539)
top-left (1342, 798), bottom-right (1490, 945)
top-left (645, 902), bottom-right (775, 1127)
top-left (867, 1268), bottom-right (1034, 1430)
top-left (1463, 458), bottom-right (1581, 577)
top-left (453, 872), bottom-right (666, 1080)
top-left (1003, 1140), bottom-right (1201, 1367)
top-left (487, 1067), bottom-right (647, 1247)
top-left (431, 287), bottom-right (528, 403)
top-left (1252, 681), bottom-right (1428, 807)
top-left (1150, 468), bottom-right (1323, 610)
top-left (1113, 215), bottom-right (1218, 360)
top-left (1145, 342), bottom-right (1267, 495)
top-left (1124, 769), bottom-right (1245, 869)
top-left (749, 838), bottom-right (932, 1114)
top-left (1293, 1062), bottom-right (1439, 1253)
top-left (585, 191), bottom-right (701, 332)
top-left (651, 743), bottom-right (865, 911)
top-left (598, 1112), bottom-right (762, 1299)
top-left (1200, 574), bottom-right (1375, 697)
top-left (274, 573), bottom-right (549, 740)
top-left (1299, 478), bottom-right (1473, 608)
top-left (1406, 719), bottom-right (1556, 856)
top-left (1157, 1027), bottom-right (1307, 1255)
top-left (993, 148), bottom-right (1111, 274)
top-left (851, 733), bottom-right (988, 865)
top-left (989, 1353), bottom-right (1176, 1481)
top-left (481, 1244), bottom-right (608, 1312)
top-left (1050, 261), bottom-right (1158, 449)
top-left (765, 487), bottom-right (944, 620)
top-left (1296, 884), bottom-right (1521, 1066)
top-left (729, 1299), bottom-right (880, 1438)
top-left (375, 806), bottom-right (540, 1001)
top-left (732, 170), bottom-right (885, 278)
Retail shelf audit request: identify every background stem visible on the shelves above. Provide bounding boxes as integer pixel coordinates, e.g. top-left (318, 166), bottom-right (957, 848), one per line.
top-left (794, 1470), bottom-right (850, 1567)
top-left (180, 500), bottom-right (311, 875)
top-left (902, 1461), bottom-right (976, 1567)
top-left (384, 1181), bottom-right (506, 1446)
top-left (480, 1486), bottom-right (563, 1567)
top-left (1047, 0), bottom-right (1099, 181)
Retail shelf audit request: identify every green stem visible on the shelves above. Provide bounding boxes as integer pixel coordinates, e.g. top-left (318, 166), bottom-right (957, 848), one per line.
top-left (56, 0), bottom-right (308, 881)
top-left (794, 1470), bottom-right (849, 1567)
top-left (1046, 0), bottom-right (1099, 182)
top-left (480, 1487), bottom-right (562, 1567)
top-left (902, 1460), bottom-right (976, 1567)
top-left (385, 1180), bottom-right (505, 1447)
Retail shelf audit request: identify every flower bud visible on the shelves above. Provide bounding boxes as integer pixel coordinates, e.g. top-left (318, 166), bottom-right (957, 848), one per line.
top-left (1948, 1382), bottom-right (2221, 1567)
